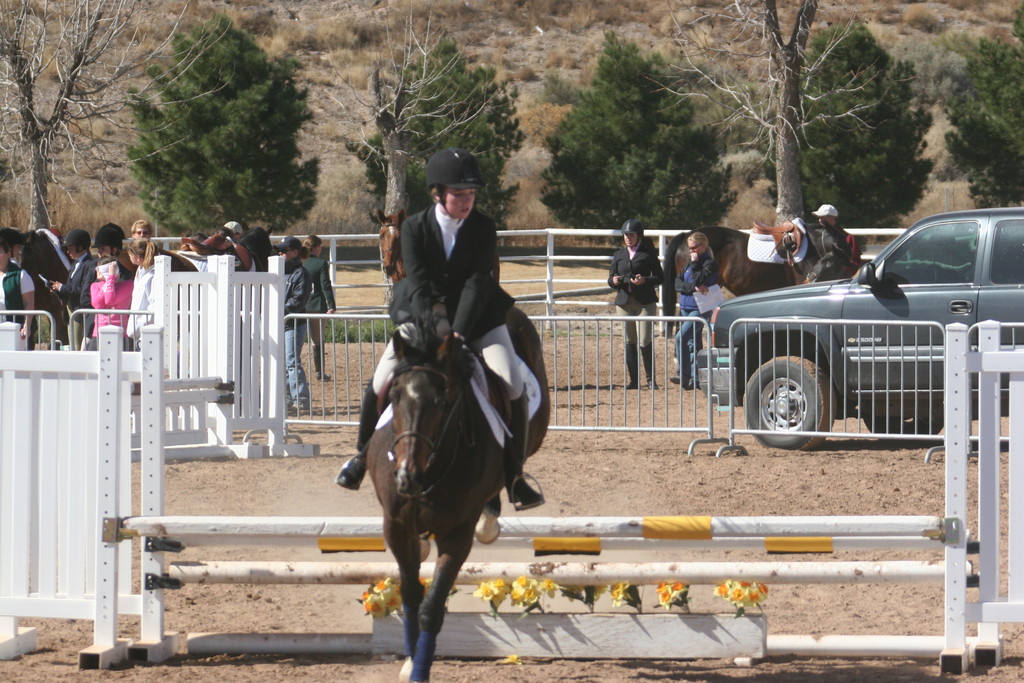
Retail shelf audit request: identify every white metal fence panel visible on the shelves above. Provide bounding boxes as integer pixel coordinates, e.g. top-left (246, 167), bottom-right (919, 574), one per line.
top-left (287, 314), bottom-right (718, 451)
top-left (0, 325), bottom-right (141, 653)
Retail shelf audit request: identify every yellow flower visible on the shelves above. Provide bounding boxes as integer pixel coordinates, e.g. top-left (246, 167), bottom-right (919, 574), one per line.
top-left (538, 579), bottom-right (558, 597)
top-left (610, 582), bottom-right (629, 607)
top-left (716, 579), bottom-right (768, 616)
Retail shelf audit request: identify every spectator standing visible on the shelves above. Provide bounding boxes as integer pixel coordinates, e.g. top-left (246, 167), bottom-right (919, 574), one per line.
top-left (811, 204), bottom-right (863, 278)
top-left (126, 239), bottom-right (158, 349)
top-left (130, 219), bottom-right (154, 240)
top-left (0, 235), bottom-right (35, 349)
top-left (608, 219), bottom-right (664, 389)
top-left (302, 235), bottom-right (336, 381)
top-left (672, 231), bottom-right (719, 390)
top-left (276, 236), bottom-right (311, 413)
top-left (88, 257), bottom-right (133, 350)
top-left (52, 228), bottom-right (97, 350)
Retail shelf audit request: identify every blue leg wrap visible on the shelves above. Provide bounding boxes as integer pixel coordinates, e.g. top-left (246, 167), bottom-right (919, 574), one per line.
top-left (410, 630), bottom-right (437, 681)
top-left (402, 605), bottom-right (420, 658)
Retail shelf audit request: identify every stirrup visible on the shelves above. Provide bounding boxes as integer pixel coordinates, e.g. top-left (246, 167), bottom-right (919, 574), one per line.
top-left (335, 455), bottom-right (366, 491)
top-left (509, 473), bottom-right (545, 511)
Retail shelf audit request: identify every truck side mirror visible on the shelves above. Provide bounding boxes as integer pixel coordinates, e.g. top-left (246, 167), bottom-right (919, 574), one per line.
top-left (854, 261), bottom-right (877, 287)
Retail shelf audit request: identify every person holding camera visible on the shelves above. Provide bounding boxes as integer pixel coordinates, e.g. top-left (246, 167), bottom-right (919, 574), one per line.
top-left (608, 219), bottom-right (663, 389)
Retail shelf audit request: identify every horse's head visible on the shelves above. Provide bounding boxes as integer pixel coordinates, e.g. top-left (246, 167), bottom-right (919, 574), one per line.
top-left (376, 209), bottom-right (406, 282)
top-left (387, 315), bottom-right (466, 497)
top-left (796, 223), bottom-right (851, 284)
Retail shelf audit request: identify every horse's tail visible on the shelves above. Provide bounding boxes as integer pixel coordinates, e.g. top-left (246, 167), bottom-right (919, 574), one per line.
top-left (662, 231), bottom-right (689, 320)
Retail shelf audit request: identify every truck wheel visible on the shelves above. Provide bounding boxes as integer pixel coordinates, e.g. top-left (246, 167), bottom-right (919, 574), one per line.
top-left (745, 357), bottom-right (835, 450)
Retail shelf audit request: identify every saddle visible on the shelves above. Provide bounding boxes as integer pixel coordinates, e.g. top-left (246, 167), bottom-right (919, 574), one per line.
top-left (180, 234), bottom-right (253, 271)
top-left (376, 356), bottom-right (514, 430)
top-left (751, 220), bottom-right (803, 263)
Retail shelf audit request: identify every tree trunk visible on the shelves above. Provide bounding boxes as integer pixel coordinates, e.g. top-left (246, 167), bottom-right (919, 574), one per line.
top-left (774, 57), bottom-right (804, 223)
top-left (382, 131), bottom-right (409, 217)
top-left (765, 0), bottom-right (818, 224)
top-left (371, 68), bottom-right (412, 304)
top-left (28, 135), bottom-right (50, 232)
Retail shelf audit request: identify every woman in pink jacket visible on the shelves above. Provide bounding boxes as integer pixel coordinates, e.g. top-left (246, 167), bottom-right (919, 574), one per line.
top-left (89, 256), bottom-right (134, 350)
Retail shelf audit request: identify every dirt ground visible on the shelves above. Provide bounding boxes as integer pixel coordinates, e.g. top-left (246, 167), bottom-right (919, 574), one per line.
top-left (3, 424), bottom-right (1024, 682)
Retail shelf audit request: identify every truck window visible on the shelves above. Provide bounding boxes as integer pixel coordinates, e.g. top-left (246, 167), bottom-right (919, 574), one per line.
top-left (884, 221), bottom-right (979, 285)
top-left (990, 220), bottom-right (1024, 285)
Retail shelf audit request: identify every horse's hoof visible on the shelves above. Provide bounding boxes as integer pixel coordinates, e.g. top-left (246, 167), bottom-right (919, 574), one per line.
top-left (399, 657), bottom-right (413, 682)
top-left (475, 512), bottom-right (500, 544)
top-left (419, 537), bottom-right (431, 562)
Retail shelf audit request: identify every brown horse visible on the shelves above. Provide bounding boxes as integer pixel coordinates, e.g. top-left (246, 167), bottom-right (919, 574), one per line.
top-left (118, 245), bottom-right (198, 277)
top-left (366, 315), bottom-right (506, 682)
top-left (661, 224), bottom-right (851, 318)
top-left (117, 227), bottom-right (275, 277)
top-left (376, 209), bottom-right (407, 282)
top-left (19, 229), bottom-right (71, 346)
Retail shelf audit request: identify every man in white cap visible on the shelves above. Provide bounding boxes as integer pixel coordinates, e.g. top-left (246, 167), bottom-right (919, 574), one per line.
top-left (811, 204), bottom-right (862, 278)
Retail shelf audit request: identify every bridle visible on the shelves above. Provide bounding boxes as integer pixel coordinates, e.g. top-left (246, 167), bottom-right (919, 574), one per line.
top-left (388, 363), bottom-right (466, 496)
top-left (379, 222), bottom-right (402, 280)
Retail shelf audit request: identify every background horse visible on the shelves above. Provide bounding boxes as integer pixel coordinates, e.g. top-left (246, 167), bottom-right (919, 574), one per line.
top-left (118, 226), bottom-right (274, 277)
top-left (367, 316), bottom-right (506, 682)
top-left (661, 224), bottom-right (848, 318)
top-left (376, 209), bottom-right (407, 282)
top-left (19, 229), bottom-right (70, 346)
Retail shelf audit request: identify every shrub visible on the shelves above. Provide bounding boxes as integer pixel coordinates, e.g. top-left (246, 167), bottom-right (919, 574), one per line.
top-left (539, 71), bottom-right (580, 105)
top-left (323, 318), bottom-right (394, 343)
top-left (892, 38), bottom-right (972, 107)
top-left (904, 6), bottom-right (943, 34)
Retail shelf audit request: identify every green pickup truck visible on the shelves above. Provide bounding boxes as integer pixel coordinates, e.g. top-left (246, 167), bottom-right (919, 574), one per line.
top-left (699, 207), bottom-right (1024, 449)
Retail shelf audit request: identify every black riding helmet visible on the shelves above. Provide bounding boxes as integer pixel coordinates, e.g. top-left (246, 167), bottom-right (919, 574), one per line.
top-left (0, 227), bottom-right (23, 247)
top-left (621, 219), bottom-right (645, 237)
top-left (426, 148), bottom-right (484, 190)
top-left (64, 229), bottom-right (91, 250)
top-left (94, 222), bottom-right (125, 249)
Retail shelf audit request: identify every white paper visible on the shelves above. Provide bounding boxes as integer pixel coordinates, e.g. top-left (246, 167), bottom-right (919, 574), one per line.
top-left (694, 284), bottom-right (725, 314)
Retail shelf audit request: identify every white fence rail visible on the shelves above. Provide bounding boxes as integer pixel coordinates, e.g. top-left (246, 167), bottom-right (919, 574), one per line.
top-left (153, 227), bottom-right (901, 316)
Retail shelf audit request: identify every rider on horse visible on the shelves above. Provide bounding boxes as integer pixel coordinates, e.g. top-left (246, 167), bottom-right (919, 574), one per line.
top-left (335, 147), bottom-right (545, 511)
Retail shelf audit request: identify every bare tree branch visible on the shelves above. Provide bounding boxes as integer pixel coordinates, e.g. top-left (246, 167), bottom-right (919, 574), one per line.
top-left (327, 8), bottom-right (499, 216)
top-left (667, 0), bottom-right (864, 222)
top-left (0, 0), bottom-right (189, 230)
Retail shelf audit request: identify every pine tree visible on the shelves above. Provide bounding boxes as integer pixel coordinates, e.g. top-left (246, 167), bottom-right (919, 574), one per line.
top-left (541, 33), bottom-right (733, 230)
top-left (800, 23), bottom-right (932, 226)
top-left (946, 4), bottom-right (1024, 206)
top-left (128, 15), bottom-right (319, 234)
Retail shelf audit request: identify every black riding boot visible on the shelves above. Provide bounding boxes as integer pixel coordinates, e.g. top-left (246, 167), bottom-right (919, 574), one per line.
top-left (640, 344), bottom-right (657, 389)
top-left (312, 342), bottom-right (329, 381)
top-left (506, 395), bottom-right (544, 511)
top-left (624, 342), bottom-right (639, 389)
top-left (335, 385), bottom-right (378, 490)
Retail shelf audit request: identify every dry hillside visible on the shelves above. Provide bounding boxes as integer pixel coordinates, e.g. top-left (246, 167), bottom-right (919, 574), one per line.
top-left (2, 0), bottom-right (1020, 233)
